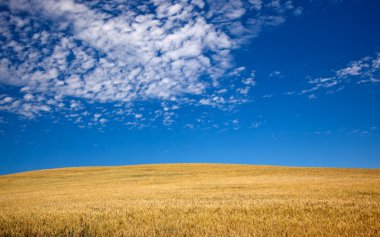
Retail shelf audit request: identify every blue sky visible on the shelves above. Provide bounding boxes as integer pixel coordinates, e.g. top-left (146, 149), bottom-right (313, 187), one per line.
top-left (1, 0), bottom-right (380, 174)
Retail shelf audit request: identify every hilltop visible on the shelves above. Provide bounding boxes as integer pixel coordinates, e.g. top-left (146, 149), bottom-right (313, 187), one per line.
top-left (1, 164), bottom-right (380, 236)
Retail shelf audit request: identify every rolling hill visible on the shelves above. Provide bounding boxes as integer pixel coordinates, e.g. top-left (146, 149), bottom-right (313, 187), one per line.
top-left (1, 164), bottom-right (380, 236)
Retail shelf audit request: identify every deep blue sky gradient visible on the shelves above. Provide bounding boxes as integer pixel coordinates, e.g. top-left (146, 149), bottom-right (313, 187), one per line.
top-left (1, 0), bottom-right (380, 174)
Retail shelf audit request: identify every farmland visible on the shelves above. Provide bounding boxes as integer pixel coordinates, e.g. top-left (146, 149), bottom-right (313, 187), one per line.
top-left (1, 164), bottom-right (380, 236)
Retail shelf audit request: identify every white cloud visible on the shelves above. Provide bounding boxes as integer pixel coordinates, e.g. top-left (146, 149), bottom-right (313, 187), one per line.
top-left (337, 65), bottom-right (361, 77)
top-left (250, 121), bottom-right (262, 128)
top-left (23, 93), bottom-right (34, 101)
top-left (268, 70), bottom-right (283, 78)
top-left (0, 94), bottom-right (51, 118)
top-left (0, 0), bottom-right (302, 121)
top-left (262, 94), bottom-right (273, 99)
top-left (99, 118), bottom-right (107, 124)
top-left (301, 53), bottom-right (380, 97)
top-left (335, 54), bottom-right (380, 81)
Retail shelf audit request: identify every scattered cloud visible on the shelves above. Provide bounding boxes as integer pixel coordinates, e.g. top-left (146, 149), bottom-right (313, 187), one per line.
top-left (268, 70), bottom-right (283, 78)
top-left (310, 125), bottom-right (379, 137)
top-left (250, 121), bottom-right (262, 128)
top-left (0, 116), bottom-right (6, 124)
top-left (262, 94), bottom-right (273, 99)
top-left (300, 53), bottom-right (380, 97)
top-left (0, 0), bottom-right (302, 126)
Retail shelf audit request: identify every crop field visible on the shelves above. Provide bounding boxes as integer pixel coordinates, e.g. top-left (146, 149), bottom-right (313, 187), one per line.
top-left (0, 164), bottom-right (380, 236)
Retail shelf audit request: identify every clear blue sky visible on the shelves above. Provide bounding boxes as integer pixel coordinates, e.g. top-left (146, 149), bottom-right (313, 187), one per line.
top-left (1, 0), bottom-right (380, 174)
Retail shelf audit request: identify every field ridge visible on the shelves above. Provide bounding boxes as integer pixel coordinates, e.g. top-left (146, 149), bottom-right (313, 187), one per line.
top-left (1, 164), bottom-right (380, 236)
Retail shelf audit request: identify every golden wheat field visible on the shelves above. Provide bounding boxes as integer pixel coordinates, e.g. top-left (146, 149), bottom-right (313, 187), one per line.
top-left (0, 164), bottom-right (380, 236)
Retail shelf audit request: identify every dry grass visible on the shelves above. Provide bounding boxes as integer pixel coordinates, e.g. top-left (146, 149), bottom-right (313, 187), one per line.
top-left (0, 164), bottom-right (380, 236)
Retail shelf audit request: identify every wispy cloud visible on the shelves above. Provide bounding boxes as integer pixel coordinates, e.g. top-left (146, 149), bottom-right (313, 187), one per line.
top-left (268, 70), bottom-right (283, 78)
top-left (0, 0), bottom-right (301, 126)
top-left (310, 125), bottom-right (378, 137)
top-left (300, 53), bottom-right (380, 98)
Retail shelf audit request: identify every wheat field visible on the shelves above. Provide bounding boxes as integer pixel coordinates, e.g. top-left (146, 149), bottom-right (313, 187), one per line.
top-left (0, 164), bottom-right (380, 236)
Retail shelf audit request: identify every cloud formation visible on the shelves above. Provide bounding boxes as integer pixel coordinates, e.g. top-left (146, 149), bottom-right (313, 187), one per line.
top-left (301, 53), bottom-right (380, 98)
top-left (0, 0), bottom-right (301, 123)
